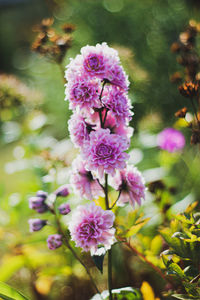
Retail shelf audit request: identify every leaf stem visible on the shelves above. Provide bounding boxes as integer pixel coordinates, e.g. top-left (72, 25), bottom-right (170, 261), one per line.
top-left (119, 237), bottom-right (168, 283)
top-left (110, 191), bottom-right (121, 210)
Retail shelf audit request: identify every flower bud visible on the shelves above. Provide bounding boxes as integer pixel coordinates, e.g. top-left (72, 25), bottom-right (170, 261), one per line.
top-left (28, 219), bottom-right (47, 232)
top-left (58, 203), bottom-right (71, 215)
top-left (47, 234), bottom-right (62, 250)
top-left (54, 185), bottom-right (69, 197)
top-left (29, 196), bottom-right (48, 213)
top-left (36, 190), bottom-right (48, 199)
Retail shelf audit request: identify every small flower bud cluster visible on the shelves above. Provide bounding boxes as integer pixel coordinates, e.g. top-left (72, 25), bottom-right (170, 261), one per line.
top-left (29, 190), bottom-right (48, 213)
top-left (28, 185), bottom-right (71, 250)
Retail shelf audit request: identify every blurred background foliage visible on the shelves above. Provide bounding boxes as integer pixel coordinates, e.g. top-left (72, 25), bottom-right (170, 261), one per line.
top-left (0, 0), bottom-right (200, 299)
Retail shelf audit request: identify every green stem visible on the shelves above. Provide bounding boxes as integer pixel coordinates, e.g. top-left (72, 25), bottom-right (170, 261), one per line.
top-left (104, 173), bottom-right (113, 300)
top-left (110, 191), bottom-right (121, 210)
top-left (98, 80), bottom-right (107, 128)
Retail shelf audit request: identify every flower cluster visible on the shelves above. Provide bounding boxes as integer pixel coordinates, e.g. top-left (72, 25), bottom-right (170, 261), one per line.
top-left (66, 43), bottom-right (132, 178)
top-left (65, 43), bottom-right (145, 253)
top-left (29, 43), bottom-right (146, 257)
top-left (28, 185), bottom-right (71, 250)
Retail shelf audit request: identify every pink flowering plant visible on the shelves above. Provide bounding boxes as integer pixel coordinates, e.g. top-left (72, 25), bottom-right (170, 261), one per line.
top-left (28, 43), bottom-right (147, 299)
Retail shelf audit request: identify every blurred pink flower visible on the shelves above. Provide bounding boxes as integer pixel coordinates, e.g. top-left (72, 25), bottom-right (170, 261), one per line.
top-left (157, 128), bottom-right (185, 152)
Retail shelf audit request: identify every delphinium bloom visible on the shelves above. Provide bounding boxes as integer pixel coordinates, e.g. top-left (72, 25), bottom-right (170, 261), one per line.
top-left (70, 156), bottom-right (104, 200)
top-left (65, 43), bottom-right (129, 91)
top-left (103, 112), bottom-right (134, 141)
top-left (111, 166), bottom-right (146, 207)
top-left (157, 128), bottom-right (185, 153)
top-left (102, 86), bottom-right (132, 125)
top-left (68, 113), bottom-right (95, 148)
top-left (82, 128), bottom-right (129, 177)
top-left (47, 234), bottom-right (62, 250)
top-left (68, 203), bottom-right (115, 255)
top-left (65, 77), bottom-right (101, 112)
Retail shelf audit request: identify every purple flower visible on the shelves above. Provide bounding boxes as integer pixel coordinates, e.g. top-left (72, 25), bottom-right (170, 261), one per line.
top-left (105, 63), bottom-right (129, 90)
top-left (65, 77), bottom-right (100, 111)
top-left (54, 185), bottom-right (70, 197)
top-left (68, 203), bottom-right (115, 254)
top-left (28, 219), bottom-right (47, 232)
top-left (65, 43), bottom-right (128, 90)
top-left (70, 156), bottom-right (104, 200)
top-left (102, 86), bottom-right (132, 125)
top-left (68, 113), bottom-right (95, 148)
top-left (83, 53), bottom-right (105, 75)
top-left (82, 128), bottom-right (129, 177)
top-left (111, 166), bottom-right (146, 207)
top-left (58, 203), bottom-right (71, 215)
top-left (29, 196), bottom-right (48, 213)
top-left (81, 43), bottom-right (119, 77)
top-left (47, 234), bottom-right (62, 250)
top-left (157, 128), bottom-right (185, 153)
top-left (102, 112), bottom-right (134, 142)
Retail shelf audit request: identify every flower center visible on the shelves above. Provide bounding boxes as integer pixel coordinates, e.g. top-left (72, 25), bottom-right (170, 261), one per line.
top-left (79, 220), bottom-right (99, 239)
top-left (96, 143), bottom-right (112, 158)
top-left (84, 54), bottom-right (104, 73)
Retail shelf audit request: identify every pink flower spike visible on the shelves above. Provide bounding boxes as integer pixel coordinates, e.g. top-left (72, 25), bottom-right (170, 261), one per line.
top-left (68, 203), bottom-right (115, 255)
top-left (102, 86), bottom-right (133, 125)
top-left (111, 166), bottom-right (146, 208)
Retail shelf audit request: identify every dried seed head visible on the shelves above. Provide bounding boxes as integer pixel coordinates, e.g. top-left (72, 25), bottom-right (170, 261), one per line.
top-left (62, 23), bottom-right (76, 33)
top-left (179, 82), bottom-right (198, 98)
top-left (170, 72), bottom-right (182, 83)
top-left (175, 107), bottom-right (188, 118)
top-left (171, 42), bottom-right (181, 53)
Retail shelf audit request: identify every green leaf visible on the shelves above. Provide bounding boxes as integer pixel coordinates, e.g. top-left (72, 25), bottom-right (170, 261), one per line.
top-left (126, 218), bottom-right (150, 238)
top-left (172, 294), bottom-right (199, 299)
top-left (0, 281), bottom-right (29, 300)
top-left (92, 249), bottom-right (105, 273)
top-left (150, 235), bottom-right (163, 255)
top-left (0, 256), bottom-right (25, 281)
